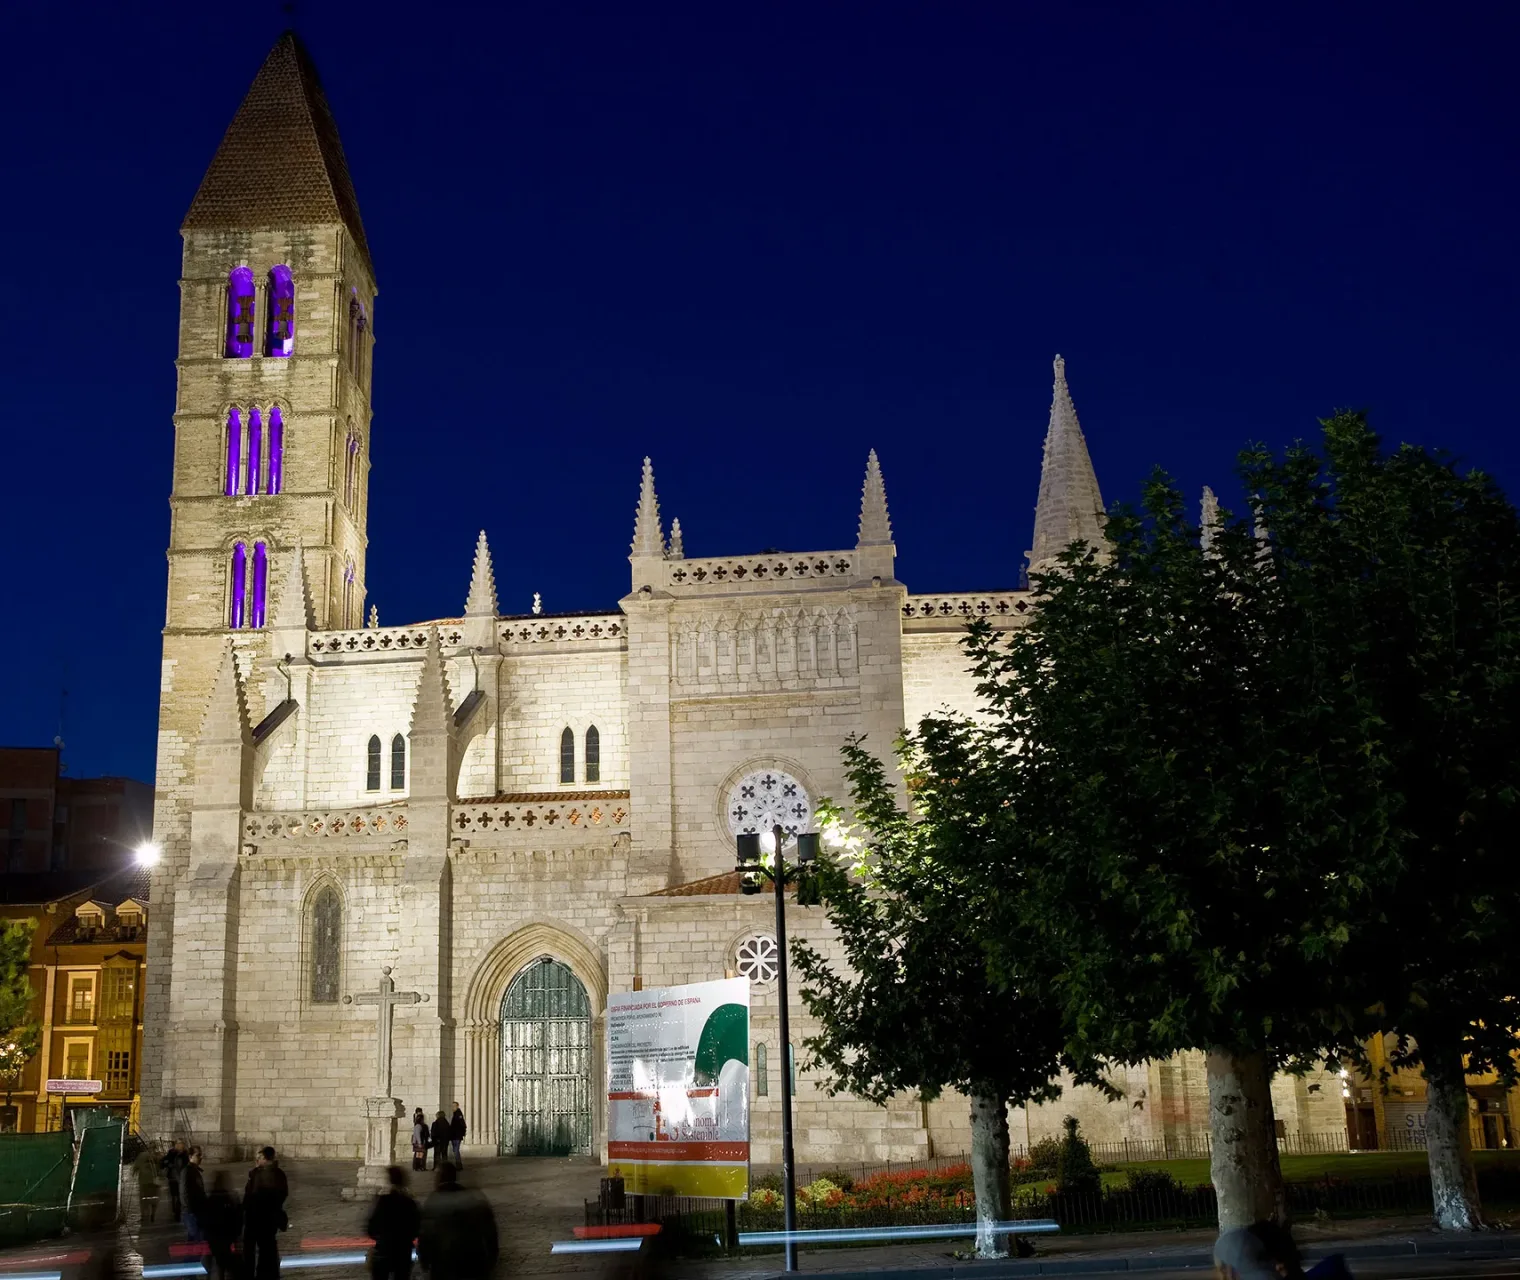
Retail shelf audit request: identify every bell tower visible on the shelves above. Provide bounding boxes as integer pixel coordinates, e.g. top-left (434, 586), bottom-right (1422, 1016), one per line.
top-left (141, 30), bottom-right (377, 1130)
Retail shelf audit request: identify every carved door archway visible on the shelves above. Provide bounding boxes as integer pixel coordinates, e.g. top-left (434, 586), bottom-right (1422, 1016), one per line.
top-left (499, 957), bottom-right (592, 1155)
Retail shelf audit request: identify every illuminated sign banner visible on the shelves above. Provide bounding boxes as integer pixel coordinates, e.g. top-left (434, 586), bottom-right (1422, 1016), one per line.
top-left (607, 976), bottom-right (750, 1199)
top-left (45, 1079), bottom-right (102, 1094)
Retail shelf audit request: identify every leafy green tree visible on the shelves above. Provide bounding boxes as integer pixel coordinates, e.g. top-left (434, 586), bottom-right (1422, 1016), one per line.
top-left (960, 467), bottom-right (1398, 1230)
top-left (1242, 414), bottom-right (1520, 1228)
top-left (793, 728), bottom-right (1105, 1257)
top-left (1056, 1116), bottom-right (1100, 1196)
top-left (0, 920), bottom-right (40, 1113)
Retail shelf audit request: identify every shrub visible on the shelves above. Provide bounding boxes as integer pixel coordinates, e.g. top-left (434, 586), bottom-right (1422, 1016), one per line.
top-left (752, 1172), bottom-right (783, 1193)
top-left (1125, 1167), bottom-right (1181, 1195)
top-left (1026, 1136), bottom-right (1062, 1181)
top-left (1057, 1116), bottom-right (1101, 1196)
top-left (814, 1168), bottom-right (856, 1192)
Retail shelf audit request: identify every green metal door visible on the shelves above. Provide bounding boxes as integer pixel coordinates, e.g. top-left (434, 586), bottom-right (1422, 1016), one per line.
top-left (499, 958), bottom-right (592, 1155)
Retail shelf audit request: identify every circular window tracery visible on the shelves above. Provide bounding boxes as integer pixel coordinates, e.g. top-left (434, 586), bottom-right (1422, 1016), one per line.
top-left (726, 768), bottom-right (812, 839)
top-left (735, 933), bottom-right (779, 984)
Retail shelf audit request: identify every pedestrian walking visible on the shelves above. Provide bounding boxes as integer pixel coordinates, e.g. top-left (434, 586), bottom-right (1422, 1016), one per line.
top-left (417, 1164), bottom-right (497, 1280)
top-left (132, 1143), bottom-right (161, 1227)
top-left (447, 1104), bottom-right (466, 1167)
top-left (182, 1147), bottom-right (207, 1243)
top-left (411, 1109), bottom-right (428, 1172)
top-left (242, 1146), bottom-right (289, 1280)
top-left (428, 1112), bottom-right (451, 1170)
top-left (1213, 1222), bottom-right (1303, 1279)
top-left (161, 1140), bottom-right (188, 1222)
top-left (365, 1165), bottom-right (420, 1280)
top-left (203, 1171), bottom-right (243, 1280)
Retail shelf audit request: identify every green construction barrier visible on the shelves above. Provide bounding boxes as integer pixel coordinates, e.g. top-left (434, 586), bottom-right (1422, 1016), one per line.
top-left (0, 1131), bottom-right (74, 1247)
top-left (70, 1121), bottom-right (123, 1232)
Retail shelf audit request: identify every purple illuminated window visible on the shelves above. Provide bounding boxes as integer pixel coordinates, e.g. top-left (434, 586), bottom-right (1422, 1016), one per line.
top-left (265, 266), bottom-right (294, 356)
top-left (225, 268), bottom-right (255, 358)
top-left (251, 542), bottom-right (269, 627)
top-left (343, 559), bottom-right (356, 628)
top-left (225, 408), bottom-right (242, 496)
top-left (343, 433), bottom-right (359, 507)
top-left (230, 542), bottom-right (248, 628)
top-left (269, 407), bottom-right (284, 495)
top-left (246, 407), bottom-right (263, 495)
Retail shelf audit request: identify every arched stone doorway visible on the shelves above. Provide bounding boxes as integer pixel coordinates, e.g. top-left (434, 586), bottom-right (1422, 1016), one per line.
top-left (499, 958), bottom-right (593, 1155)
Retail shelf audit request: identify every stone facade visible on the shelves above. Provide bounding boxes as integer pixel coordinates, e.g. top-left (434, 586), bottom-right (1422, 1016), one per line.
top-left (142, 32), bottom-right (1346, 1165)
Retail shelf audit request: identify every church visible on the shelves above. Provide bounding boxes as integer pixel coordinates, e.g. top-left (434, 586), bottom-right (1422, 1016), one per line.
top-left (141, 32), bottom-right (1347, 1164)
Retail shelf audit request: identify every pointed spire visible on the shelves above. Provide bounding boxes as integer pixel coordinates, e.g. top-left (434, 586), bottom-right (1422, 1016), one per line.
top-left (1200, 486), bottom-right (1221, 553)
top-left (199, 644), bottom-right (251, 745)
top-left (856, 450), bottom-right (894, 547)
top-left (631, 457), bottom-right (664, 556)
top-left (666, 517), bottom-right (685, 560)
top-left (183, 32), bottom-right (372, 276)
top-left (409, 628), bottom-right (454, 739)
top-left (1028, 355), bottom-right (1106, 573)
top-left (367, 604), bottom-right (379, 629)
top-left (464, 530), bottom-right (498, 617)
top-left (270, 541), bottom-right (313, 631)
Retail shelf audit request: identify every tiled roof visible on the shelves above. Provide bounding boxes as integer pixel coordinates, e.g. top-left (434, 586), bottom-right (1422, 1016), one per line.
top-left (182, 31), bottom-right (373, 279)
top-left (0, 864), bottom-right (150, 908)
top-left (650, 871), bottom-right (780, 897)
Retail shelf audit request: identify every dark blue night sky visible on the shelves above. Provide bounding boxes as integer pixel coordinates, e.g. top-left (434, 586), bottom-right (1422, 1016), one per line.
top-left (1, 1), bottom-right (1515, 784)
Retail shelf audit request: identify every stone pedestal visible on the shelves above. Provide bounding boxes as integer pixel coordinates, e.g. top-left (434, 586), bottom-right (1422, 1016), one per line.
top-left (343, 1096), bottom-right (405, 1199)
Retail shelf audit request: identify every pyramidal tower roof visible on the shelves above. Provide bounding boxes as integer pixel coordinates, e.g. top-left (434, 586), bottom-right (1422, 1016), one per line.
top-left (183, 31), bottom-right (373, 277)
top-left (1028, 355), bottom-right (1106, 573)
top-left (630, 457), bottom-right (664, 557)
top-left (856, 449), bottom-right (893, 547)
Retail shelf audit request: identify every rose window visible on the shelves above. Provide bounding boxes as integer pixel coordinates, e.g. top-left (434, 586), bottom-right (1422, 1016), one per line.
top-left (726, 769), bottom-right (812, 839)
top-left (735, 934), bottom-right (779, 984)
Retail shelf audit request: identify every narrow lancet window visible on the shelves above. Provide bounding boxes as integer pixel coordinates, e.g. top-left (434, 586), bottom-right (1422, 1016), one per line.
top-left (560, 727), bottom-right (575, 784)
top-left (265, 265), bottom-right (294, 357)
top-left (246, 407), bottom-right (263, 495)
top-left (229, 542), bottom-right (247, 628)
top-left (251, 541), bottom-right (269, 627)
top-left (225, 268), bottom-right (255, 358)
top-left (343, 559), bottom-right (356, 628)
top-left (310, 884), bottom-right (341, 1004)
top-left (268, 407), bottom-right (284, 494)
top-left (585, 725), bottom-right (600, 784)
top-left (390, 734), bottom-right (406, 790)
top-left (366, 736), bottom-right (382, 791)
top-left (224, 408), bottom-right (242, 496)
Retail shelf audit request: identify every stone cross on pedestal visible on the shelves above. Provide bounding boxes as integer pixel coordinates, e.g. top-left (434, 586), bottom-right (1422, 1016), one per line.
top-left (345, 966), bottom-right (426, 1096)
top-left (340, 967), bottom-right (429, 1198)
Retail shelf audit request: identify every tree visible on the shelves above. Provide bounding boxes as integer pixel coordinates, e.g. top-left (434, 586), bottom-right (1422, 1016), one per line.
top-left (960, 467), bottom-right (1398, 1230)
top-left (793, 727), bottom-right (1106, 1257)
top-left (0, 920), bottom-right (40, 1119)
top-left (1242, 414), bottom-right (1520, 1228)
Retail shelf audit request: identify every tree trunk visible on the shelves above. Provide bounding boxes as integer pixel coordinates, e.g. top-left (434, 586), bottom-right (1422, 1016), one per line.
top-left (1422, 1041), bottom-right (1483, 1230)
top-left (1206, 1047), bottom-right (1286, 1229)
top-left (969, 1087), bottom-right (1013, 1258)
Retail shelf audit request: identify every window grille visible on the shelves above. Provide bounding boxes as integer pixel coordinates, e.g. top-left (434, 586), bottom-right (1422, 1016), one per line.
top-left (560, 728), bottom-right (575, 784)
top-left (584, 725), bottom-right (600, 784)
top-left (366, 736), bottom-right (382, 791)
top-left (390, 734), bottom-right (406, 790)
top-left (311, 885), bottom-right (341, 1004)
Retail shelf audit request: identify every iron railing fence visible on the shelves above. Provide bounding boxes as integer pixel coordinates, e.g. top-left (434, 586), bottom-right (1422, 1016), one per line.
top-left (589, 1167), bottom-right (1520, 1257)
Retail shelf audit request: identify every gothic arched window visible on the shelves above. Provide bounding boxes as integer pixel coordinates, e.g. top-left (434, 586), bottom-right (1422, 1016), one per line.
top-left (225, 268), bottom-right (255, 358)
top-left (559, 728), bottom-right (575, 784)
top-left (268, 406), bottom-right (284, 495)
top-left (229, 542), bottom-right (247, 628)
top-left (265, 265), bottom-right (294, 357)
top-left (390, 734), bottom-right (406, 790)
top-left (246, 407), bottom-right (263, 494)
top-left (250, 541), bottom-right (269, 627)
top-left (224, 407), bottom-right (242, 496)
top-left (366, 735), bottom-right (382, 791)
top-left (585, 725), bottom-right (600, 784)
top-left (310, 884), bottom-right (341, 1004)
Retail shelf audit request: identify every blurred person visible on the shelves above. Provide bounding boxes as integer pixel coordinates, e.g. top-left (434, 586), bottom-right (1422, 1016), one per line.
top-left (447, 1104), bottom-right (466, 1168)
top-left (161, 1140), bottom-right (188, 1221)
top-left (242, 1146), bottom-right (289, 1280)
top-left (411, 1109), bottom-right (428, 1172)
top-left (1213, 1222), bottom-right (1303, 1279)
top-left (366, 1165), bottom-right (420, 1280)
top-left (182, 1147), bottom-right (207, 1243)
top-left (202, 1170), bottom-right (243, 1280)
top-left (428, 1112), bottom-right (450, 1170)
top-left (132, 1142), bottom-right (161, 1227)
top-left (417, 1163), bottom-right (497, 1280)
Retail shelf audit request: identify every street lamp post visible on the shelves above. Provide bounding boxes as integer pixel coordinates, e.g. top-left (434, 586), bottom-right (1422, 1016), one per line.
top-left (737, 823), bottom-right (816, 1273)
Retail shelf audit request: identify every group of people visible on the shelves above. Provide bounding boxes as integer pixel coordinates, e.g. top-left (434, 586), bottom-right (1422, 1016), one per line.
top-left (136, 1141), bottom-right (289, 1280)
top-left (410, 1103), bottom-right (467, 1172)
top-left (367, 1164), bottom-right (498, 1280)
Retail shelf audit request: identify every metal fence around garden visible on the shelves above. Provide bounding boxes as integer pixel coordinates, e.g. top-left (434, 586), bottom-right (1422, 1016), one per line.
top-left (589, 1166), bottom-right (1520, 1257)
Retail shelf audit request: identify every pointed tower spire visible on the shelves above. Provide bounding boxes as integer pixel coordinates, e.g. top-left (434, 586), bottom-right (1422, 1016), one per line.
top-left (409, 628), bottom-right (454, 739)
top-left (666, 518), bottom-right (685, 560)
top-left (630, 457), bottom-right (664, 557)
top-left (183, 32), bottom-right (372, 276)
top-left (1200, 486), bottom-right (1221, 553)
top-left (464, 531), bottom-right (498, 617)
top-left (1028, 355), bottom-right (1106, 574)
top-left (199, 644), bottom-right (252, 747)
top-left (856, 449), bottom-right (894, 547)
top-left (270, 541), bottom-right (313, 631)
